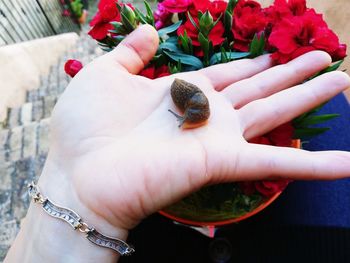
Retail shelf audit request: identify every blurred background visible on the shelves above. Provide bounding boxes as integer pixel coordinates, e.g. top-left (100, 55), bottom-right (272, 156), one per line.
top-left (0, 0), bottom-right (349, 261)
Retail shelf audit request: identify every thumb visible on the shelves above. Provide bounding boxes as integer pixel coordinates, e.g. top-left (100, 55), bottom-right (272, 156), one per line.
top-left (103, 24), bottom-right (159, 74)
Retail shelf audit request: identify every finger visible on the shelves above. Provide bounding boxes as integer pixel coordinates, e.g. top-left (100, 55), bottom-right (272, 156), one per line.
top-left (238, 71), bottom-right (350, 140)
top-left (100, 24), bottom-right (159, 74)
top-left (200, 54), bottom-right (274, 91)
top-left (222, 51), bottom-right (332, 109)
top-left (232, 144), bottom-right (350, 181)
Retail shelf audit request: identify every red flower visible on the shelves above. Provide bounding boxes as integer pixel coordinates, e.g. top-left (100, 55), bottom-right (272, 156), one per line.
top-left (249, 122), bottom-right (294, 147)
top-left (239, 182), bottom-right (256, 195)
top-left (330, 44), bottom-right (348, 62)
top-left (64, 59), bottom-right (83, 77)
top-left (254, 180), bottom-right (291, 197)
top-left (269, 9), bottom-right (346, 63)
top-left (239, 179), bottom-right (291, 197)
top-left (139, 65), bottom-right (170, 79)
top-left (154, 3), bottom-right (173, 30)
top-left (88, 0), bottom-right (120, 40)
top-left (244, 122), bottom-right (294, 197)
top-left (190, 0), bottom-right (227, 20)
top-left (265, 0), bottom-right (307, 24)
top-left (267, 122), bottom-right (294, 147)
top-left (161, 0), bottom-right (192, 13)
top-left (177, 17), bottom-right (225, 47)
top-left (232, 0), bottom-right (268, 52)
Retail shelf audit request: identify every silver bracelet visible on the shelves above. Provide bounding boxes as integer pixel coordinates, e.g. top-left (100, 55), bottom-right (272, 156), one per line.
top-left (27, 182), bottom-right (135, 256)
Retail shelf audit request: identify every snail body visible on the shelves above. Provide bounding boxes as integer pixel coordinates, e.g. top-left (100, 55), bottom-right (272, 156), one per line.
top-left (169, 78), bottom-right (210, 128)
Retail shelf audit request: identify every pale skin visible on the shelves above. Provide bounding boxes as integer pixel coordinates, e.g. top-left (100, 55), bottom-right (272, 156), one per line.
top-left (5, 25), bottom-right (350, 262)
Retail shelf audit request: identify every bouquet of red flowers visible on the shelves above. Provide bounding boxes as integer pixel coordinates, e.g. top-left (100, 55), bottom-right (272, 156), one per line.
top-left (81, 0), bottom-right (347, 226)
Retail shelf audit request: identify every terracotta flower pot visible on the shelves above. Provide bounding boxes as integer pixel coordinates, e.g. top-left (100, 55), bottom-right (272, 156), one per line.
top-left (159, 140), bottom-right (301, 229)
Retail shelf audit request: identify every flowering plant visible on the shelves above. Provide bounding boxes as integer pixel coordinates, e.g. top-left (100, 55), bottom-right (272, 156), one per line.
top-left (61, 0), bottom-right (84, 20)
top-left (84, 0), bottom-right (347, 224)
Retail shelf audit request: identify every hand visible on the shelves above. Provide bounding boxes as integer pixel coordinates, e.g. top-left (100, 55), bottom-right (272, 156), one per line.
top-left (41, 25), bottom-right (350, 234)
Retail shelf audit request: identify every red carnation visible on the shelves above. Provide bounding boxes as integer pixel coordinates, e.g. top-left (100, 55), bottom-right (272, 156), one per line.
top-left (190, 0), bottom-right (227, 20)
top-left (64, 59), bottom-right (83, 78)
top-left (254, 180), bottom-right (291, 197)
top-left (269, 9), bottom-right (346, 63)
top-left (139, 65), bottom-right (170, 79)
top-left (161, 0), bottom-right (192, 13)
top-left (154, 3), bottom-right (173, 30)
top-left (177, 17), bottom-right (225, 47)
top-left (249, 122), bottom-right (294, 147)
top-left (232, 0), bottom-right (268, 52)
top-left (239, 179), bottom-right (291, 197)
top-left (265, 0), bottom-right (307, 24)
top-left (88, 0), bottom-right (120, 40)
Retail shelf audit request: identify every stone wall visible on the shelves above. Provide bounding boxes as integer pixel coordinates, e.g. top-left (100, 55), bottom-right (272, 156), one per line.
top-left (0, 29), bottom-right (102, 261)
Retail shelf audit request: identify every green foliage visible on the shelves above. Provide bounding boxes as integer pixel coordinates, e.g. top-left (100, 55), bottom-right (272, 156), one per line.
top-left (293, 60), bottom-right (344, 140)
top-left (249, 33), bottom-right (266, 58)
top-left (120, 5), bottom-right (137, 32)
top-left (163, 50), bottom-right (204, 69)
top-left (71, 0), bottom-right (83, 18)
top-left (163, 183), bottom-right (264, 222)
top-left (223, 0), bottom-right (238, 41)
top-left (158, 21), bottom-right (182, 38)
top-left (312, 60), bottom-right (344, 79)
top-left (293, 104), bottom-right (340, 140)
top-left (210, 51), bottom-right (250, 65)
top-left (178, 30), bottom-right (193, 54)
top-left (198, 32), bottom-right (213, 66)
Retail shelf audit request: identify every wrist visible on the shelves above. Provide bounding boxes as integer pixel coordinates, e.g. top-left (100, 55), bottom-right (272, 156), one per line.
top-left (5, 156), bottom-right (129, 263)
top-left (38, 156), bottom-right (129, 239)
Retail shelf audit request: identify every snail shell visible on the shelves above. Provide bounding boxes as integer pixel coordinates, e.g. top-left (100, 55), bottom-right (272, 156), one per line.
top-left (169, 78), bottom-right (210, 128)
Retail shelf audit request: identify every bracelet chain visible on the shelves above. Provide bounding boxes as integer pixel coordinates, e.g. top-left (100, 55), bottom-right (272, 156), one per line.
top-left (28, 182), bottom-right (135, 256)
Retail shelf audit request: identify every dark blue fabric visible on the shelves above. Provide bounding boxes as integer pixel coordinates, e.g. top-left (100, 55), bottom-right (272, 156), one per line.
top-left (248, 93), bottom-right (350, 228)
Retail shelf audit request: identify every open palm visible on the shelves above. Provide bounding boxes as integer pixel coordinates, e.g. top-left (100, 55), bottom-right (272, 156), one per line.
top-left (42, 25), bottom-right (350, 232)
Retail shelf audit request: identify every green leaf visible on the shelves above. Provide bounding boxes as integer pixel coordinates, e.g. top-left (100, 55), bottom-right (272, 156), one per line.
top-left (226, 0), bottom-right (239, 14)
top-left (198, 32), bottom-right (211, 66)
top-left (163, 50), bottom-right (203, 69)
top-left (296, 114), bottom-right (340, 127)
top-left (134, 8), bottom-right (148, 25)
top-left (249, 33), bottom-right (266, 58)
top-left (312, 60), bottom-right (344, 79)
top-left (144, 1), bottom-right (155, 26)
top-left (223, 11), bottom-right (233, 40)
top-left (187, 12), bottom-right (200, 31)
top-left (178, 30), bottom-right (193, 54)
top-left (294, 127), bottom-right (330, 139)
top-left (210, 51), bottom-right (250, 65)
top-left (158, 21), bottom-right (182, 37)
top-left (121, 12), bottom-right (135, 32)
top-left (293, 103), bottom-right (328, 124)
top-left (110, 21), bottom-right (127, 35)
top-left (159, 41), bottom-right (182, 53)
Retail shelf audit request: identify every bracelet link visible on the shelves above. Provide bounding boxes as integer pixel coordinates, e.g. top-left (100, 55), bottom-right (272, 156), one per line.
top-left (27, 181), bottom-right (135, 256)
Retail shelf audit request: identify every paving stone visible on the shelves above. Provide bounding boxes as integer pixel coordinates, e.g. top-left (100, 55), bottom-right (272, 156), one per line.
top-left (12, 158), bottom-right (36, 220)
top-left (6, 108), bottom-right (20, 128)
top-left (20, 103), bottom-right (32, 125)
top-left (8, 127), bottom-right (22, 162)
top-left (0, 130), bottom-right (9, 163)
top-left (32, 100), bottom-right (44, 121)
top-left (22, 123), bottom-right (38, 158)
top-left (26, 89), bottom-right (39, 102)
top-left (0, 219), bottom-right (19, 261)
top-left (0, 191), bottom-right (12, 222)
top-left (0, 162), bottom-right (14, 192)
top-left (38, 118), bottom-right (50, 155)
top-left (43, 96), bottom-right (57, 118)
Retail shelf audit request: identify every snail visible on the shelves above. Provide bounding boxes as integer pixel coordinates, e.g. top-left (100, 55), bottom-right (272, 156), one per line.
top-left (168, 78), bottom-right (210, 128)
